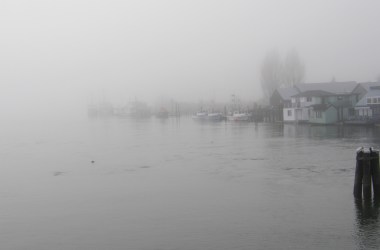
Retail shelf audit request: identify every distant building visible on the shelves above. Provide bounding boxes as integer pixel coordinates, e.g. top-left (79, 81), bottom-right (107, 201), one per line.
top-left (285, 90), bottom-right (334, 123)
top-left (270, 86), bottom-right (299, 122)
top-left (351, 84), bottom-right (380, 124)
top-left (273, 81), bottom-right (360, 124)
top-left (352, 82), bottom-right (380, 100)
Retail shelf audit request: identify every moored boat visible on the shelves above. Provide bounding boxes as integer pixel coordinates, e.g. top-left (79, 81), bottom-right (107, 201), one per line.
top-left (206, 112), bottom-right (224, 121)
top-left (192, 110), bottom-right (225, 122)
top-left (192, 111), bottom-right (208, 121)
top-left (227, 111), bottom-right (251, 121)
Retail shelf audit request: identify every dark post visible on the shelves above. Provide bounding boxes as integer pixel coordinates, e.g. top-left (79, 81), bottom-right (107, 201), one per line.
top-left (354, 147), bottom-right (380, 199)
top-left (354, 148), bottom-right (364, 199)
top-left (362, 151), bottom-right (372, 199)
top-left (371, 149), bottom-right (380, 197)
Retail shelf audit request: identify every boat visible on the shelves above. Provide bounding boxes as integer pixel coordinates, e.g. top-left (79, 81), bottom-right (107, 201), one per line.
top-left (156, 107), bottom-right (169, 119)
top-left (192, 111), bottom-right (225, 122)
top-left (206, 112), bottom-right (224, 121)
top-left (192, 111), bottom-right (208, 121)
top-left (227, 111), bottom-right (251, 121)
top-left (227, 94), bottom-right (251, 121)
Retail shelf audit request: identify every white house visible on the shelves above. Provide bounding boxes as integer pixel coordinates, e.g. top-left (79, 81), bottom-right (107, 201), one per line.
top-left (283, 90), bottom-right (329, 123)
top-left (282, 81), bottom-right (359, 123)
top-left (353, 86), bottom-right (380, 122)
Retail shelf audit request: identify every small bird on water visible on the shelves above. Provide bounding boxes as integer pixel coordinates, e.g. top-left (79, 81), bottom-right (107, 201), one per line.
top-left (91, 160), bottom-right (95, 164)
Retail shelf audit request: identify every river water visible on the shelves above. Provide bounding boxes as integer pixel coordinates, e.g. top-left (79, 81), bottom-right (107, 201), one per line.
top-left (1, 116), bottom-right (380, 250)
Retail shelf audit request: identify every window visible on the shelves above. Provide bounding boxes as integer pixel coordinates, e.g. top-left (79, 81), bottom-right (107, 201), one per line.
top-left (287, 110), bottom-right (292, 116)
top-left (316, 111), bottom-right (322, 118)
top-left (306, 97), bottom-right (312, 102)
top-left (373, 98), bottom-right (378, 104)
top-left (367, 98), bottom-right (372, 104)
top-left (373, 107), bottom-right (380, 115)
top-left (337, 96), bottom-right (343, 100)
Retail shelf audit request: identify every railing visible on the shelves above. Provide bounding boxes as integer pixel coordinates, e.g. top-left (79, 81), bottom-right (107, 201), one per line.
top-left (291, 103), bottom-right (301, 108)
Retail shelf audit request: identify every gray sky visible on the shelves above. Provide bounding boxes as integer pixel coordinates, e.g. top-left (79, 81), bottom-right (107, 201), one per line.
top-left (1, 0), bottom-right (380, 116)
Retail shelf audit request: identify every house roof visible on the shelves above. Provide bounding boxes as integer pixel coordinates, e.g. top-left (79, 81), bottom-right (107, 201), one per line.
top-left (292, 90), bottom-right (334, 98)
top-left (356, 89), bottom-right (380, 107)
top-left (356, 82), bottom-right (380, 92)
top-left (276, 86), bottom-right (299, 100)
top-left (295, 81), bottom-right (358, 95)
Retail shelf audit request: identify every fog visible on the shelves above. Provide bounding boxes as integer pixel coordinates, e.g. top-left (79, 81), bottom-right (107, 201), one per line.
top-left (1, 0), bottom-right (380, 118)
top-left (3, 2), bottom-right (380, 249)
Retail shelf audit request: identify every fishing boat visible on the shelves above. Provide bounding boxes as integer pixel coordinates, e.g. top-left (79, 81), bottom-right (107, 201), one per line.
top-left (227, 111), bottom-right (251, 121)
top-left (192, 110), bottom-right (225, 122)
top-left (192, 111), bottom-right (208, 121)
top-left (227, 94), bottom-right (251, 121)
top-left (206, 112), bottom-right (224, 121)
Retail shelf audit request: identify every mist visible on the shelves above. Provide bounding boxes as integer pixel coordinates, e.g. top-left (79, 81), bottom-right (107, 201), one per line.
top-left (3, 1), bottom-right (380, 249)
top-left (1, 0), bottom-right (380, 119)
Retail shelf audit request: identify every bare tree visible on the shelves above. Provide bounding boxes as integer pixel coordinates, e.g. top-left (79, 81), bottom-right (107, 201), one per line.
top-left (283, 49), bottom-right (305, 87)
top-left (260, 49), bottom-right (305, 99)
top-left (260, 50), bottom-right (283, 99)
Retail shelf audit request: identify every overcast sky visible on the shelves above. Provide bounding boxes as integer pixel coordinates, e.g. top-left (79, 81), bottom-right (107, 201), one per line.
top-left (1, 0), bottom-right (380, 117)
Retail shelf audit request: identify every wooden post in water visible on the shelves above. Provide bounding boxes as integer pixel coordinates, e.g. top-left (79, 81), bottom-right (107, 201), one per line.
top-left (362, 152), bottom-right (372, 199)
top-left (354, 149), bottom-right (364, 198)
top-left (371, 149), bottom-right (380, 197)
top-left (354, 147), bottom-right (380, 199)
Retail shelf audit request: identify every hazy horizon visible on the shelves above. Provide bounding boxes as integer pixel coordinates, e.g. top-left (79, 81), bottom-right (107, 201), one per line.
top-left (1, 0), bottom-right (380, 118)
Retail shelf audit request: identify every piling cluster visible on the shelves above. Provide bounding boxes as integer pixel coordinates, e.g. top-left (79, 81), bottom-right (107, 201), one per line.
top-left (354, 147), bottom-right (380, 199)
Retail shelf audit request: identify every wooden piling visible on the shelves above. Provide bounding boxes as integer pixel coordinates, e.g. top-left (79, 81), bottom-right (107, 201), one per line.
top-left (354, 149), bottom-right (364, 198)
top-left (354, 147), bottom-right (380, 199)
top-left (371, 149), bottom-right (380, 197)
top-left (362, 152), bottom-right (372, 199)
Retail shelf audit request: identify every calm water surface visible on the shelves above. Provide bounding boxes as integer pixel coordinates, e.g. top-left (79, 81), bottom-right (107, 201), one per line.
top-left (1, 117), bottom-right (380, 250)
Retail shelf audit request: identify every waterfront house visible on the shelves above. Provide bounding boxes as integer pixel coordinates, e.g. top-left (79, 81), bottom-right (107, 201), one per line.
top-left (352, 82), bottom-right (380, 100)
top-left (270, 86), bottom-right (299, 122)
top-left (351, 85), bottom-right (380, 124)
top-left (308, 104), bottom-right (339, 124)
top-left (282, 81), bottom-right (358, 124)
top-left (284, 90), bottom-right (333, 123)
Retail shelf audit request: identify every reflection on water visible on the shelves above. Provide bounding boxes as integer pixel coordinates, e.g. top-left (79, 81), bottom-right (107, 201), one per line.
top-left (354, 198), bottom-right (380, 249)
top-left (278, 123), bottom-right (380, 141)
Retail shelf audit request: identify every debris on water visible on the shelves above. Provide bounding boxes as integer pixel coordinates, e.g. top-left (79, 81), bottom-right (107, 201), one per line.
top-left (233, 157), bottom-right (266, 161)
top-left (333, 168), bottom-right (350, 173)
top-left (53, 171), bottom-right (65, 176)
top-left (284, 166), bottom-right (320, 173)
top-left (140, 165), bottom-right (151, 169)
top-left (91, 160), bottom-right (95, 164)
